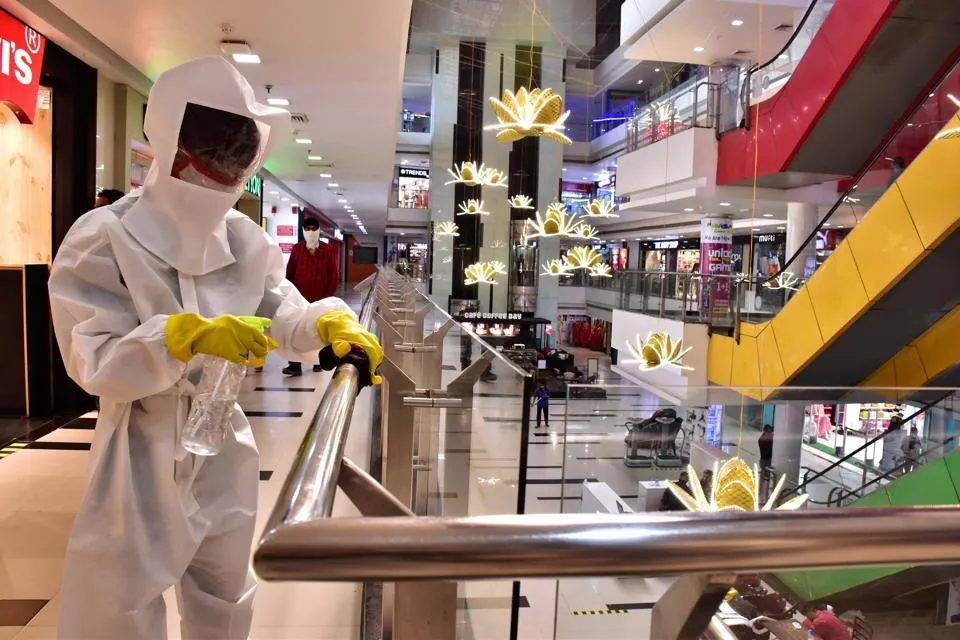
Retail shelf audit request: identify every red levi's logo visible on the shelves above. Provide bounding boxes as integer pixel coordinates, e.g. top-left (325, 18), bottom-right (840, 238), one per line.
top-left (0, 10), bottom-right (46, 124)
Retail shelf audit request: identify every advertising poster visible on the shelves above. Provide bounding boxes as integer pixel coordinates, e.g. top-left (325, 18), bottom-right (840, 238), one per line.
top-left (706, 405), bottom-right (724, 447)
top-left (700, 217), bottom-right (733, 310)
top-left (397, 167), bottom-right (429, 209)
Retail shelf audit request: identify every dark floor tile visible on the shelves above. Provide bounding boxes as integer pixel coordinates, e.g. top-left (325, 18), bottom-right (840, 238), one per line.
top-left (0, 599), bottom-right (47, 625)
top-left (536, 495), bottom-right (582, 501)
top-left (527, 465), bottom-right (563, 469)
top-left (244, 411), bottom-right (303, 418)
top-left (26, 441), bottom-right (91, 451)
top-left (254, 387), bottom-right (316, 393)
top-left (606, 602), bottom-right (656, 611)
top-left (527, 478), bottom-right (600, 485)
top-left (62, 417), bottom-right (97, 429)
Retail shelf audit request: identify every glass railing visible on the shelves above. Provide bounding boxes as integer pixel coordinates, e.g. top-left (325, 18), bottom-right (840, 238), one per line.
top-left (543, 383), bottom-right (960, 639)
top-left (625, 78), bottom-right (719, 152)
top-left (742, 60), bottom-right (960, 323)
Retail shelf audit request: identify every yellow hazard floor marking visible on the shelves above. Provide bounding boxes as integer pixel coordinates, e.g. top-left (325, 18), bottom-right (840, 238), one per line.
top-left (570, 609), bottom-right (629, 616)
top-left (1, 442), bottom-right (29, 458)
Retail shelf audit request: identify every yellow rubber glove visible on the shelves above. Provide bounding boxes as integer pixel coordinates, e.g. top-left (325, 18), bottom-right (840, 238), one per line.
top-left (166, 313), bottom-right (278, 365)
top-left (315, 310), bottom-right (384, 384)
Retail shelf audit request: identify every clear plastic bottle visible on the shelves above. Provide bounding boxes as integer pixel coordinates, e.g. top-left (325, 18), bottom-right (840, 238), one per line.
top-left (181, 356), bottom-right (246, 456)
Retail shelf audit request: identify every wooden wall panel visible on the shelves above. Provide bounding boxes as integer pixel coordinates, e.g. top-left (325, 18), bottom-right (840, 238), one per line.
top-left (0, 96), bottom-right (54, 265)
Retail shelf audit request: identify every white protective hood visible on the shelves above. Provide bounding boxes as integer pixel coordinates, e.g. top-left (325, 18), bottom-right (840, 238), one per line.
top-left (121, 56), bottom-right (290, 276)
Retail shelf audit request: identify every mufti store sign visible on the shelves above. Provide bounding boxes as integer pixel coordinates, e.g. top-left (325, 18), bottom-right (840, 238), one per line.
top-left (0, 11), bottom-right (47, 124)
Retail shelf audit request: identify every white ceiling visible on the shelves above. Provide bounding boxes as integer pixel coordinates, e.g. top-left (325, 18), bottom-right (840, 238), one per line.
top-left (625, 0), bottom-right (797, 67)
top-left (49, 0), bottom-right (413, 236)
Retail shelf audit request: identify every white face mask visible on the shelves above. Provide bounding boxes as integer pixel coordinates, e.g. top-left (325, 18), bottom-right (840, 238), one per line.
top-left (303, 229), bottom-right (321, 248)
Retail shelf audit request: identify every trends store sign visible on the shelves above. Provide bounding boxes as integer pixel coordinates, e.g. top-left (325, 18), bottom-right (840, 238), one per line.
top-left (0, 11), bottom-right (47, 124)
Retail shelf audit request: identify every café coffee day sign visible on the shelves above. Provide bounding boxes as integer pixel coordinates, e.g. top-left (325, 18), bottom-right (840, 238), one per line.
top-left (0, 11), bottom-right (47, 124)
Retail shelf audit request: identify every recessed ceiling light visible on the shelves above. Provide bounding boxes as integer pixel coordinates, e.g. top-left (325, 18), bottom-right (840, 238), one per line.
top-left (268, 190), bottom-right (279, 195)
top-left (562, 168), bottom-right (567, 172)
top-left (777, 226), bottom-right (785, 230)
top-left (582, 176), bottom-right (589, 180)
top-left (637, 79), bottom-right (644, 85)
top-left (731, 19), bottom-right (744, 26)
top-left (267, 97), bottom-right (290, 106)
top-left (295, 138), bottom-right (312, 145)
top-left (823, 223), bottom-right (831, 227)
top-left (694, 46), bottom-right (705, 53)
top-left (308, 155), bottom-right (323, 161)
top-left (338, 199), bottom-right (348, 204)
top-left (400, 232), bottom-right (406, 236)
top-left (654, 67), bottom-right (660, 72)
top-left (719, 202), bottom-right (731, 206)
top-left (401, 159), bottom-right (408, 165)
top-left (763, 213), bottom-right (773, 217)
top-left (752, 228), bottom-right (760, 231)
top-left (318, 173), bottom-right (332, 179)
top-left (778, 54), bottom-right (788, 60)
top-left (328, 183), bottom-right (339, 188)
top-left (232, 53), bottom-right (261, 64)
top-left (683, 207), bottom-right (694, 212)
top-left (343, 204), bottom-right (351, 209)
top-left (837, 225), bottom-right (844, 229)
top-left (281, 197), bottom-right (290, 202)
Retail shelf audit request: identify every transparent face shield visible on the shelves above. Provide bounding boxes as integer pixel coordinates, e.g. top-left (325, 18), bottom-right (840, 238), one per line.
top-left (171, 102), bottom-right (270, 193)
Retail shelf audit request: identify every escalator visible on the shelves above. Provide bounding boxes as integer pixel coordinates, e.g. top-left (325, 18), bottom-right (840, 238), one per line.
top-left (708, 70), bottom-right (960, 400)
top-left (773, 438), bottom-right (960, 610)
top-left (717, 0), bottom-right (960, 188)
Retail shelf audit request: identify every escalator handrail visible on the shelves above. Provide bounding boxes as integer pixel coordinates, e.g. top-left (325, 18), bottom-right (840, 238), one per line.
top-left (750, 57), bottom-right (960, 290)
top-left (835, 434), bottom-right (958, 504)
top-left (783, 394), bottom-right (950, 499)
top-left (747, 0), bottom-right (822, 76)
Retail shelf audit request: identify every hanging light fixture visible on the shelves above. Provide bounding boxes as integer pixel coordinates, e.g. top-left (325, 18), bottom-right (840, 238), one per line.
top-left (486, 87), bottom-right (572, 145)
top-left (526, 203), bottom-right (580, 239)
top-left (563, 245), bottom-right (603, 270)
top-left (464, 261), bottom-right (500, 285)
top-left (589, 263), bottom-right (612, 278)
top-left (583, 198), bottom-right (618, 218)
top-left (763, 272), bottom-right (801, 291)
top-left (457, 199), bottom-right (491, 216)
top-left (446, 162), bottom-right (508, 187)
top-left (622, 331), bottom-right (693, 371)
top-left (508, 194), bottom-right (535, 209)
top-left (488, 260), bottom-right (508, 275)
top-left (568, 222), bottom-right (599, 240)
top-left (434, 221), bottom-right (460, 237)
top-left (666, 459), bottom-right (808, 513)
top-left (541, 259), bottom-right (573, 277)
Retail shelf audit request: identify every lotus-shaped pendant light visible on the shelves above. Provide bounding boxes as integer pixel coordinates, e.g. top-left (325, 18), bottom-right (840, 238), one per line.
top-left (562, 245), bottom-right (602, 270)
top-left (526, 204), bottom-right (580, 239)
top-left (446, 161), bottom-right (509, 188)
top-left (622, 331), bottom-right (693, 371)
top-left (589, 262), bottom-right (612, 278)
top-left (666, 459), bottom-right (809, 513)
top-left (568, 222), bottom-right (599, 240)
top-left (457, 199), bottom-right (490, 216)
top-left (763, 272), bottom-right (801, 291)
top-left (464, 262), bottom-right (500, 285)
top-left (582, 198), bottom-right (618, 218)
top-left (434, 221), bottom-right (460, 237)
top-left (540, 259), bottom-right (573, 277)
top-left (508, 194), bottom-right (535, 209)
top-left (488, 260), bottom-right (508, 275)
top-left (486, 87), bottom-right (572, 145)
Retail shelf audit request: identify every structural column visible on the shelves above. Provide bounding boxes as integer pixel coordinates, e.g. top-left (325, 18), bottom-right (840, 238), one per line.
top-left (785, 202), bottom-right (818, 279)
top-left (429, 45), bottom-right (460, 306)
top-left (772, 404), bottom-right (804, 483)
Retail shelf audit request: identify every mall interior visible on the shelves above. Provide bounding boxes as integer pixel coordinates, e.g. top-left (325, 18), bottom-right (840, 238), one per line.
top-left (1, 0), bottom-right (959, 638)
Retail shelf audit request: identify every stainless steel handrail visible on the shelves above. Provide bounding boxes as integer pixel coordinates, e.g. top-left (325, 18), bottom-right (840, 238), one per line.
top-left (255, 507), bottom-right (960, 582)
top-left (259, 273), bottom-right (378, 536)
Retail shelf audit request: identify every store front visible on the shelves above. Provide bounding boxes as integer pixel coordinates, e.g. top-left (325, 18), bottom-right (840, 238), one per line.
top-left (640, 238), bottom-right (700, 298)
top-left (1, 10), bottom-right (98, 416)
top-left (386, 235), bottom-right (428, 280)
top-left (731, 232), bottom-right (786, 279)
top-left (814, 228), bottom-right (850, 277)
top-left (235, 173), bottom-right (263, 224)
top-left (396, 166), bottom-right (429, 209)
top-left (559, 180), bottom-right (594, 214)
top-left (803, 401), bottom-right (927, 469)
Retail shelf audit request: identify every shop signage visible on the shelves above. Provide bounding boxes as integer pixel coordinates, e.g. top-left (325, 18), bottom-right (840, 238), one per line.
top-left (459, 311), bottom-right (532, 321)
top-left (276, 225), bottom-right (295, 237)
top-left (755, 234), bottom-right (777, 243)
top-left (653, 240), bottom-right (678, 249)
top-left (244, 174), bottom-right (262, 198)
top-left (700, 217), bottom-right (733, 309)
top-left (333, 228), bottom-right (343, 241)
top-left (278, 242), bottom-right (294, 254)
top-left (398, 167), bottom-right (429, 179)
top-left (560, 181), bottom-right (593, 195)
top-left (0, 11), bottom-right (47, 124)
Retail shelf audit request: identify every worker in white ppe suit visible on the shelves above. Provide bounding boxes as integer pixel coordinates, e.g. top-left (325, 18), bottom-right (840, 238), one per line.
top-left (48, 56), bottom-right (383, 639)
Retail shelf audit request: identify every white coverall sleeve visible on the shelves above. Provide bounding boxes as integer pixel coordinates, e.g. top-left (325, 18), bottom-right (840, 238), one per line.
top-left (257, 237), bottom-right (354, 362)
top-left (48, 218), bottom-right (186, 403)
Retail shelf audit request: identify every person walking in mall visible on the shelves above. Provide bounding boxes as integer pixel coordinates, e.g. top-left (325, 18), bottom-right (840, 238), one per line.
top-left (282, 216), bottom-right (340, 376)
top-left (900, 426), bottom-right (923, 473)
top-left (880, 416), bottom-right (905, 472)
top-left (47, 56), bottom-right (383, 640)
top-left (700, 468), bottom-right (714, 500)
top-left (534, 381), bottom-right (551, 431)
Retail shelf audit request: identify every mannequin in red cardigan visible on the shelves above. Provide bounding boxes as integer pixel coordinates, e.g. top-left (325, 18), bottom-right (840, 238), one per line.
top-left (282, 216), bottom-right (341, 376)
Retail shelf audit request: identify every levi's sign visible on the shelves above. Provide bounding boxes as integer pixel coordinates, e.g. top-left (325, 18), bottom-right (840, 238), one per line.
top-left (0, 11), bottom-right (46, 124)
